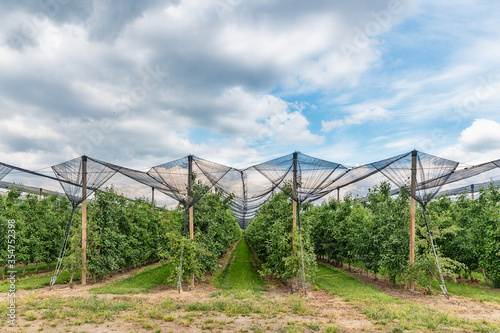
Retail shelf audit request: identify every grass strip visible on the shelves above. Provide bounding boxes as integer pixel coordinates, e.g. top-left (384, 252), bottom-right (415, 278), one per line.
top-left (315, 263), bottom-right (499, 332)
top-left (430, 278), bottom-right (500, 305)
top-left (215, 236), bottom-right (267, 292)
top-left (90, 262), bottom-right (174, 294)
top-left (0, 270), bottom-right (80, 292)
top-left (1, 262), bottom-right (56, 278)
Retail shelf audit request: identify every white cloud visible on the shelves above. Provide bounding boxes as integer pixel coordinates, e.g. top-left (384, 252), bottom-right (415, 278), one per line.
top-left (321, 106), bottom-right (392, 132)
top-left (439, 119), bottom-right (500, 164)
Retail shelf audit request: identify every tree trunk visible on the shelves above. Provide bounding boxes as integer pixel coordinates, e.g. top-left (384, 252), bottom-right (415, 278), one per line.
top-left (69, 270), bottom-right (74, 284)
top-left (35, 262), bottom-right (39, 274)
top-left (470, 268), bottom-right (473, 282)
top-left (22, 262), bottom-right (27, 275)
top-left (481, 268), bottom-right (489, 283)
top-left (428, 271), bottom-right (432, 290)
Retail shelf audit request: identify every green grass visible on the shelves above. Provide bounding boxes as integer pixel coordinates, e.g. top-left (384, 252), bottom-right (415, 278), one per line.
top-left (428, 278), bottom-right (500, 304)
top-left (90, 262), bottom-right (174, 294)
top-left (18, 295), bottom-right (142, 325)
top-left (2, 262), bottom-right (56, 278)
top-left (184, 295), bottom-right (309, 317)
top-left (315, 263), bottom-right (499, 332)
top-left (0, 270), bottom-right (80, 292)
top-left (215, 236), bottom-right (267, 292)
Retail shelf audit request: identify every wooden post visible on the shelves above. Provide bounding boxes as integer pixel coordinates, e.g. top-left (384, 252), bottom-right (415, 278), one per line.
top-left (151, 187), bottom-right (155, 210)
top-left (82, 155), bottom-right (87, 286)
top-left (188, 155), bottom-right (194, 287)
top-left (292, 152), bottom-right (298, 230)
top-left (240, 170), bottom-right (247, 228)
top-left (471, 184), bottom-right (475, 200)
top-left (409, 150), bottom-right (417, 291)
top-left (188, 155), bottom-right (194, 239)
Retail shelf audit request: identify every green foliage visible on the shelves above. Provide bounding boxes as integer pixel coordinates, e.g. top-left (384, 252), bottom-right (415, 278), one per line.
top-left (0, 181), bottom-right (241, 286)
top-left (85, 188), bottom-right (168, 280)
top-left (475, 185), bottom-right (500, 287)
top-left (307, 181), bottom-right (500, 289)
top-left (246, 189), bottom-right (317, 286)
top-left (0, 189), bottom-right (71, 272)
top-left (307, 182), bottom-right (411, 284)
top-left (158, 183), bottom-right (242, 285)
top-left (429, 184), bottom-right (500, 287)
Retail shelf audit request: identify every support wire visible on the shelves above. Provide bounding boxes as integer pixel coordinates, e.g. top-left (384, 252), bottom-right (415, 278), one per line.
top-left (422, 204), bottom-right (449, 299)
top-left (177, 205), bottom-right (189, 293)
top-left (50, 206), bottom-right (76, 286)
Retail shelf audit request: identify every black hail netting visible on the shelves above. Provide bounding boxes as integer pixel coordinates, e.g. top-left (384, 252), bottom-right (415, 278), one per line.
top-left (147, 155), bottom-right (234, 209)
top-left (52, 156), bottom-right (117, 208)
top-left (0, 163), bottom-right (13, 181)
top-left (209, 167), bottom-right (270, 229)
top-left (443, 179), bottom-right (500, 197)
top-left (293, 152), bottom-right (348, 204)
top-left (371, 150), bottom-right (459, 206)
top-left (320, 152), bottom-right (413, 198)
top-left (88, 157), bottom-right (174, 197)
top-left (249, 152), bottom-right (348, 204)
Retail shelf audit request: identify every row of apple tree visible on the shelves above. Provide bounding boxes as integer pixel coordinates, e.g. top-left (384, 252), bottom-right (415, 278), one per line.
top-left (246, 181), bottom-right (500, 289)
top-left (0, 182), bottom-right (241, 283)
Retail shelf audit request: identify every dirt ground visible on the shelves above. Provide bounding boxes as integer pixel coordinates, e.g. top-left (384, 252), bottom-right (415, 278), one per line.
top-left (4, 253), bottom-right (500, 332)
top-left (7, 278), bottom-right (375, 332)
top-left (342, 265), bottom-right (500, 324)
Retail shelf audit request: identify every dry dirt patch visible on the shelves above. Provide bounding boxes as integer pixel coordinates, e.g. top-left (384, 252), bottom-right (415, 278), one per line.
top-left (345, 266), bottom-right (500, 324)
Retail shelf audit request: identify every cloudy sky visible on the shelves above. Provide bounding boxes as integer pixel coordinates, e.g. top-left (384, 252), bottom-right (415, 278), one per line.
top-left (1, 0), bottom-right (500, 172)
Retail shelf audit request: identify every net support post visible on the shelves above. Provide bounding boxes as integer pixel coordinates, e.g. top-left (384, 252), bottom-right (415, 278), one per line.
top-left (471, 184), bottom-right (475, 200)
top-left (82, 155), bottom-right (88, 286)
top-left (151, 187), bottom-right (155, 210)
top-left (292, 152), bottom-right (298, 230)
top-left (188, 155), bottom-right (195, 287)
top-left (409, 149), bottom-right (417, 291)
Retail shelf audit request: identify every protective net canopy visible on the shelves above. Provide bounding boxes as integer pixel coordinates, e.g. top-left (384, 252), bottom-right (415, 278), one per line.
top-left (51, 156), bottom-right (117, 208)
top-left (147, 155), bottom-right (235, 209)
top-left (88, 157), bottom-right (174, 195)
top-left (370, 150), bottom-right (459, 206)
top-left (2, 150), bottom-right (500, 225)
top-left (249, 152), bottom-right (348, 203)
top-left (0, 163), bottom-right (13, 181)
